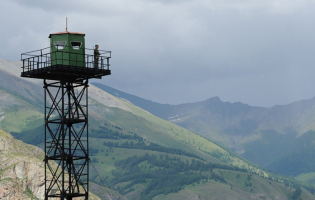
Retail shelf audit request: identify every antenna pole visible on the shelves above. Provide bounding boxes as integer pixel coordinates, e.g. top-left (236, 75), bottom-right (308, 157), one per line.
top-left (66, 17), bottom-right (68, 31)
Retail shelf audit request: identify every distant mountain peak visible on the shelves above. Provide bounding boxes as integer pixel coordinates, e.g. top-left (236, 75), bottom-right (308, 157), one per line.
top-left (208, 96), bottom-right (221, 101)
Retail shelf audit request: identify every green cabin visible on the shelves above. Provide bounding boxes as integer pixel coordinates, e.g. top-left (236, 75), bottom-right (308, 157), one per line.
top-left (49, 31), bottom-right (85, 67)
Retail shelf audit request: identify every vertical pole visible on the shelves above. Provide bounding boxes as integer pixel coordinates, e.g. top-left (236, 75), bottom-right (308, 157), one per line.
top-left (61, 81), bottom-right (65, 200)
top-left (41, 50), bottom-right (42, 68)
top-left (68, 82), bottom-right (72, 197)
top-left (107, 58), bottom-right (109, 70)
top-left (86, 79), bottom-right (89, 199)
top-left (87, 55), bottom-right (88, 68)
top-left (44, 79), bottom-right (47, 200)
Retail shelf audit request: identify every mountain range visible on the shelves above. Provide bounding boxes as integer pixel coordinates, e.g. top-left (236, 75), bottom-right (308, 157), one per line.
top-left (0, 58), bottom-right (315, 199)
top-left (92, 82), bottom-right (315, 184)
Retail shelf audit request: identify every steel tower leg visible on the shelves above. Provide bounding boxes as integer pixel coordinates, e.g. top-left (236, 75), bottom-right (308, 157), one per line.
top-left (44, 79), bottom-right (89, 199)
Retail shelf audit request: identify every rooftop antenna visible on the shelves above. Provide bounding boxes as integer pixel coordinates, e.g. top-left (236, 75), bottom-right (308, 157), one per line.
top-left (66, 17), bottom-right (68, 31)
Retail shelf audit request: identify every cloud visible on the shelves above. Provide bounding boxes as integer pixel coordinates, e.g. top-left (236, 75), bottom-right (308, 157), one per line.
top-left (2, 0), bottom-right (315, 106)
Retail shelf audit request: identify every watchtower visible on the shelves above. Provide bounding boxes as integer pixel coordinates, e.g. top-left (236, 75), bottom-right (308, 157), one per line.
top-left (21, 30), bottom-right (111, 199)
top-left (50, 31), bottom-right (85, 67)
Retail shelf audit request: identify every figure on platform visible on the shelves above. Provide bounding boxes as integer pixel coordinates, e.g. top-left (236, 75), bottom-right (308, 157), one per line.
top-left (94, 44), bottom-right (100, 68)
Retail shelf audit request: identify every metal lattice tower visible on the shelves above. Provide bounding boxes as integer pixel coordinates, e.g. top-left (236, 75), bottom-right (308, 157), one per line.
top-left (21, 31), bottom-right (111, 199)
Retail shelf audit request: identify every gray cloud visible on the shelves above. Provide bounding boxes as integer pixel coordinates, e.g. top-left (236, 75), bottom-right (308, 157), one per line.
top-left (1, 0), bottom-right (315, 107)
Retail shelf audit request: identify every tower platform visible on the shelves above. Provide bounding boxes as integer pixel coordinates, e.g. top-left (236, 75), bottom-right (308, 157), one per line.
top-left (21, 47), bottom-right (111, 82)
top-left (21, 64), bottom-right (111, 82)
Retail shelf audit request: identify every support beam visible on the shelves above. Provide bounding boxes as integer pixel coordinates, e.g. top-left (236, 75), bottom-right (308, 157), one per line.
top-left (44, 79), bottom-right (89, 199)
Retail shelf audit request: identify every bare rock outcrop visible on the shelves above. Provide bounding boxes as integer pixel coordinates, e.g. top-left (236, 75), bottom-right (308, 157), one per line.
top-left (0, 129), bottom-right (45, 199)
top-left (0, 130), bottom-right (101, 200)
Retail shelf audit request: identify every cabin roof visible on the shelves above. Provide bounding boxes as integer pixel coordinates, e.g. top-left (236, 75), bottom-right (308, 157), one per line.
top-left (49, 31), bottom-right (85, 38)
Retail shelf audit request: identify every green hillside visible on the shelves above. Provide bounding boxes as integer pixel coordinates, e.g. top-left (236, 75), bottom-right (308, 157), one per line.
top-left (296, 173), bottom-right (315, 186)
top-left (1, 59), bottom-right (315, 199)
top-left (6, 85), bottom-right (315, 199)
top-left (93, 83), bottom-right (315, 183)
top-left (86, 126), bottom-right (315, 199)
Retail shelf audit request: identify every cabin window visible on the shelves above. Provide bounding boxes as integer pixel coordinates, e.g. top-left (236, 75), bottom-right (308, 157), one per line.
top-left (54, 41), bottom-right (66, 50)
top-left (71, 41), bottom-right (82, 50)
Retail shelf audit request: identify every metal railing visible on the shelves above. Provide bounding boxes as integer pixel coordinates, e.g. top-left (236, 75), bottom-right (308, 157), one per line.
top-left (21, 47), bottom-right (111, 73)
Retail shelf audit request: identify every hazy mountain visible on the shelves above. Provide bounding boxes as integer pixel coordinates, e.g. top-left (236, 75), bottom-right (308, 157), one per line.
top-left (92, 82), bottom-right (315, 183)
top-left (1, 59), bottom-right (315, 199)
top-left (91, 83), bottom-right (174, 119)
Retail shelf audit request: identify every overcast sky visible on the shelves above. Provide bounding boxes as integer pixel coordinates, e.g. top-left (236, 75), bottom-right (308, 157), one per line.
top-left (1, 0), bottom-right (315, 107)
